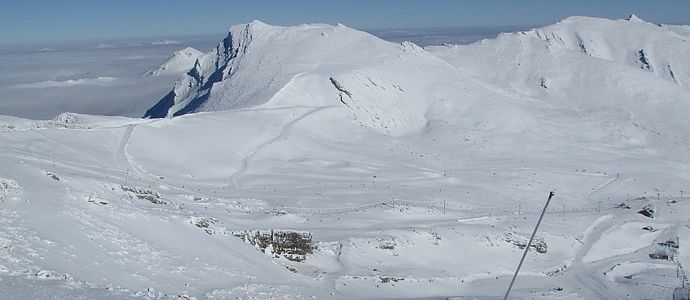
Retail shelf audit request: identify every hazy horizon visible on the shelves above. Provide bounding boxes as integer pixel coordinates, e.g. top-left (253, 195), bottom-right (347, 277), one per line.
top-left (2, 0), bottom-right (690, 43)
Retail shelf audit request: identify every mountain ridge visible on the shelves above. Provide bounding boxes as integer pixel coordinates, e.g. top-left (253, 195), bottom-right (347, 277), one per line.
top-left (146, 16), bottom-right (690, 122)
top-left (143, 20), bottom-right (477, 135)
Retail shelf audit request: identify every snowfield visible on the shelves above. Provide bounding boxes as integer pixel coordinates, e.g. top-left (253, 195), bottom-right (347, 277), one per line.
top-left (0, 15), bottom-right (689, 299)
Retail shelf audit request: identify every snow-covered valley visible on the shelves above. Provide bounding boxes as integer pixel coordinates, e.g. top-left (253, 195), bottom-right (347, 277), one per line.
top-left (1, 16), bottom-right (689, 299)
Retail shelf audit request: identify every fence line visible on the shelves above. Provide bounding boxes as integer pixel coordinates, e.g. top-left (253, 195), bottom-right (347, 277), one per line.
top-left (265, 197), bottom-right (626, 216)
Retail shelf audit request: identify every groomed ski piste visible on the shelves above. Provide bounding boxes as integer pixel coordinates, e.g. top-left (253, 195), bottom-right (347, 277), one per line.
top-left (1, 15), bottom-right (689, 299)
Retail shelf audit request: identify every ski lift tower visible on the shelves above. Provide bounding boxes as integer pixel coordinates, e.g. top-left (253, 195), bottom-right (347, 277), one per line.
top-left (503, 191), bottom-right (555, 300)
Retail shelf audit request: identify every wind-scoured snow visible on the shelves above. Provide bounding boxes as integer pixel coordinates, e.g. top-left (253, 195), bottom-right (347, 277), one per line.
top-left (1, 16), bottom-right (690, 299)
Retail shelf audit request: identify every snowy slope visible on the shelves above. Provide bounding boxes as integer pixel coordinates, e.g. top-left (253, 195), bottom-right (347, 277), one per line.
top-left (144, 47), bottom-right (203, 77)
top-left (143, 21), bottom-right (476, 135)
top-left (428, 15), bottom-right (690, 91)
top-left (663, 23), bottom-right (690, 39)
top-left (527, 15), bottom-right (690, 87)
top-left (427, 15), bottom-right (690, 165)
top-left (1, 17), bottom-right (690, 299)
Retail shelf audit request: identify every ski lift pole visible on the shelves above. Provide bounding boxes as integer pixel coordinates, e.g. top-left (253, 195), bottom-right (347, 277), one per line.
top-left (503, 191), bottom-right (555, 300)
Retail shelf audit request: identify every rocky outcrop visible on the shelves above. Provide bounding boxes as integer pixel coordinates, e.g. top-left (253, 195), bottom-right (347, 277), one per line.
top-left (232, 230), bottom-right (314, 261)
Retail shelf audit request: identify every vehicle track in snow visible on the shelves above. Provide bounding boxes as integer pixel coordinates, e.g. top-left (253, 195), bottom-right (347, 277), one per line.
top-left (586, 173), bottom-right (620, 199)
top-left (564, 213), bottom-right (683, 300)
top-left (229, 106), bottom-right (333, 189)
top-left (564, 214), bottom-right (619, 300)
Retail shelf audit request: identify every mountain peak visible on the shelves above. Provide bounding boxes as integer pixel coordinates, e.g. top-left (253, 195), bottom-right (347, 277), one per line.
top-left (144, 47), bottom-right (203, 77)
top-left (627, 14), bottom-right (644, 22)
top-left (249, 19), bottom-right (267, 25)
top-left (179, 47), bottom-right (201, 53)
top-left (245, 19), bottom-right (273, 30)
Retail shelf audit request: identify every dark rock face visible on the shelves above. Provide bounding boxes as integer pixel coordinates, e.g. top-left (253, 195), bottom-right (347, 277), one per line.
top-left (504, 233), bottom-right (548, 253)
top-left (232, 230), bottom-right (315, 261)
top-left (144, 23), bottom-right (254, 118)
top-left (121, 185), bottom-right (164, 204)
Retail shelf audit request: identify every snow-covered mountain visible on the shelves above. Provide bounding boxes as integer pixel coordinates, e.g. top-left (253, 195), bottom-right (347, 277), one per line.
top-left (427, 15), bottom-right (690, 159)
top-left (144, 21), bottom-right (494, 136)
top-left (429, 15), bottom-right (690, 93)
top-left (531, 15), bottom-right (690, 86)
top-left (144, 47), bottom-right (203, 77)
top-left (1, 17), bottom-right (690, 299)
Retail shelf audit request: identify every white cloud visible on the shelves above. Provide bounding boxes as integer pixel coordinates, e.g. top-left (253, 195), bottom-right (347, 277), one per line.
top-left (11, 77), bottom-right (119, 89)
top-left (151, 40), bottom-right (181, 45)
top-left (122, 54), bottom-right (148, 60)
top-left (95, 43), bottom-right (116, 49)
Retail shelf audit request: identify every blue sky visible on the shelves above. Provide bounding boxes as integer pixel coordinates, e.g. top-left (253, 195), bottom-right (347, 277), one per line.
top-left (1, 0), bottom-right (689, 43)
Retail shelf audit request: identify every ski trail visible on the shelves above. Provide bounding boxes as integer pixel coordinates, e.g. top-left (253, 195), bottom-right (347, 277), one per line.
top-left (229, 106), bottom-right (332, 188)
top-left (115, 124), bottom-right (145, 178)
top-left (115, 124), bottom-right (134, 171)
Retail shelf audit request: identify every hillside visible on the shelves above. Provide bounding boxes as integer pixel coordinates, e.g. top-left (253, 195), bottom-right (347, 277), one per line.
top-left (1, 17), bottom-right (689, 299)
